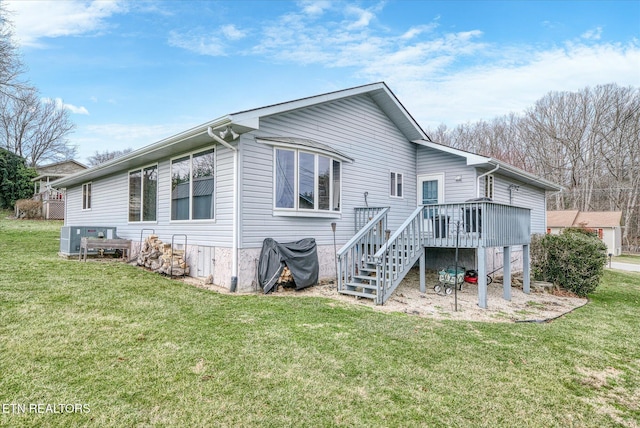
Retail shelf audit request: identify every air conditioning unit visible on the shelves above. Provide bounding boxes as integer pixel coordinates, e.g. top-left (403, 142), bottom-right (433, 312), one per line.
top-left (59, 226), bottom-right (118, 256)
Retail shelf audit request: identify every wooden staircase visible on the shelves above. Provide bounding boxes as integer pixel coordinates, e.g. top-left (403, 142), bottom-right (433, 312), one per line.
top-left (338, 206), bottom-right (425, 305)
top-left (341, 262), bottom-right (379, 299)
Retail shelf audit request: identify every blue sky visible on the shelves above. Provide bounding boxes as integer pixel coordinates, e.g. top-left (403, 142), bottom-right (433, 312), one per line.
top-left (5, 0), bottom-right (640, 164)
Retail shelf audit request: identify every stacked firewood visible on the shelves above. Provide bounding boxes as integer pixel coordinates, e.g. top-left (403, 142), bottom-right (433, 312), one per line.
top-left (137, 234), bottom-right (190, 276)
top-left (277, 266), bottom-right (295, 288)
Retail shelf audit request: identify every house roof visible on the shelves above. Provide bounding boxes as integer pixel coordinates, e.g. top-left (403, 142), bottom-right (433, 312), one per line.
top-left (416, 140), bottom-right (563, 191)
top-left (547, 210), bottom-right (622, 228)
top-left (37, 159), bottom-right (87, 171)
top-left (32, 159), bottom-right (88, 182)
top-left (547, 210), bottom-right (580, 227)
top-left (52, 82), bottom-right (427, 189)
top-left (573, 211), bottom-right (623, 228)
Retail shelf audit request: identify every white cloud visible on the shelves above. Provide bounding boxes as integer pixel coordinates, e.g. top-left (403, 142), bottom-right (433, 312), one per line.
top-left (42, 98), bottom-right (90, 115)
top-left (168, 23), bottom-right (254, 56)
top-left (392, 42), bottom-right (640, 129)
top-left (581, 26), bottom-right (603, 41)
top-left (63, 103), bottom-right (90, 115)
top-left (12, 0), bottom-right (637, 140)
top-left (221, 24), bottom-right (247, 40)
top-left (168, 30), bottom-right (226, 56)
top-left (345, 5), bottom-right (375, 29)
top-left (245, 2), bottom-right (640, 128)
top-left (298, 0), bottom-right (332, 16)
top-left (4, 0), bottom-right (126, 47)
top-left (401, 24), bottom-right (437, 40)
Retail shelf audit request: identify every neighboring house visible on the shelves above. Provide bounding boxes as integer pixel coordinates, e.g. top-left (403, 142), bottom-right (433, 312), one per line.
top-left (52, 82), bottom-right (561, 308)
top-left (32, 160), bottom-right (87, 219)
top-left (547, 210), bottom-right (622, 256)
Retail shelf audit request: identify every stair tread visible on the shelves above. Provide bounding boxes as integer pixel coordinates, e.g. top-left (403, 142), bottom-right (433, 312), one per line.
top-left (344, 282), bottom-right (378, 290)
top-left (353, 274), bottom-right (378, 281)
top-left (339, 289), bottom-right (378, 299)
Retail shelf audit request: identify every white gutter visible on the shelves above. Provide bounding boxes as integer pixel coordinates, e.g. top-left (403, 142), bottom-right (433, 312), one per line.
top-left (207, 126), bottom-right (239, 292)
top-left (477, 164), bottom-right (500, 198)
top-left (53, 117), bottom-right (233, 189)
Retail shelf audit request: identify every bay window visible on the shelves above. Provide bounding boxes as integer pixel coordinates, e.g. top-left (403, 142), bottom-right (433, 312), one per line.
top-left (275, 148), bottom-right (341, 213)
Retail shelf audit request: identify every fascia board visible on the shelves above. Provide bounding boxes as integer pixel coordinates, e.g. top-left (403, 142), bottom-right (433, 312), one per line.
top-left (52, 116), bottom-right (234, 188)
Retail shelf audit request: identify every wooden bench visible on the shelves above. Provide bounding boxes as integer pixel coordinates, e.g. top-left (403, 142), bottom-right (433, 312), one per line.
top-left (79, 237), bottom-right (132, 262)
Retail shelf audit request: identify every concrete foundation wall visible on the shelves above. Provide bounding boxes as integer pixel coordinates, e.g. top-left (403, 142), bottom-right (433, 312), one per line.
top-left (236, 244), bottom-right (338, 293)
top-left (144, 243), bottom-right (340, 294)
top-left (134, 240), bottom-right (525, 294)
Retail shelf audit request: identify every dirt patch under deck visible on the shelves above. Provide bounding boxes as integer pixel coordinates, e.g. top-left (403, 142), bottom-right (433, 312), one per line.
top-left (190, 268), bottom-right (588, 323)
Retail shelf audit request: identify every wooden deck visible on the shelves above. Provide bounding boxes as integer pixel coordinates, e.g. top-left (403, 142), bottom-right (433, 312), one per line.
top-left (342, 203), bottom-right (533, 306)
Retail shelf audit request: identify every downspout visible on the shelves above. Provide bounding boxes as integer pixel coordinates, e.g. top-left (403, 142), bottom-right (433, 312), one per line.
top-left (208, 126), bottom-right (239, 292)
top-left (476, 164), bottom-right (500, 198)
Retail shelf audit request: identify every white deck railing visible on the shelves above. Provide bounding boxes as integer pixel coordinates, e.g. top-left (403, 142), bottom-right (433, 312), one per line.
top-left (421, 202), bottom-right (531, 248)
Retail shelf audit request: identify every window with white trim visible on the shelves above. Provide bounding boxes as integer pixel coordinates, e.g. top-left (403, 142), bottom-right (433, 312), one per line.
top-left (484, 174), bottom-right (494, 199)
top-left (390, 172), bottom-right (403, 198)
top-left (129, 165), bottom-right (157, 222)
top-left (171, 148), bottom-right (215, 221)
top-left (275, 148), bottom-right (341, 212)
top-left (82, 182), bottom-right (91, 210)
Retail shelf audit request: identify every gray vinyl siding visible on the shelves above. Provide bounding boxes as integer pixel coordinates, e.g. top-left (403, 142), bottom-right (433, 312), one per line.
top-left (239, 94), bottom-right (418, 248)
top-left (416, 147), bottom-right (548, 234)
top-left (490, 173), bottom-right (547, 234)
top-left (416, 147), bottom-right (476, 202)
top-left (65, 173), bottom-right (128, 224)
top-left (64, 144), bottom-right (235, 247)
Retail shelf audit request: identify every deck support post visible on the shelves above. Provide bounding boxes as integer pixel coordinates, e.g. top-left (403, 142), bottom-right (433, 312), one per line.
top-left (523, 244), bottom-right (530, 294)
top-left (503, 246), bottom-right (511, 301)
top-left (419, 250), bottom-right (425, 293)
top-left (477, 247), bottom-right (487, 309)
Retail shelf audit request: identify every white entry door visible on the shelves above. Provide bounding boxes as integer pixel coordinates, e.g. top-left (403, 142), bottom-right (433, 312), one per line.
top-left (417, 174), bottom-right (444, 236)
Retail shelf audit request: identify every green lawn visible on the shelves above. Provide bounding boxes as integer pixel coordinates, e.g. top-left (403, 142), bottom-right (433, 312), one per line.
top-left (1, 214), bottom-right (639, 427)
top-left (615, 254), bottom-right (640, 265)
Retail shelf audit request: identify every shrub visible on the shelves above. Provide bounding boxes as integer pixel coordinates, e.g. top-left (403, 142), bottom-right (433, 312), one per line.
top-left (0, 148), bottom-right (37, 209)
top-left (15, 199), bottom-right (43, 219)
top-left (531, 229), bottom-right (607, 297)
top-left (564, 226), bottom-right (597, 238)
top-left (530, 234), bottom-right (547, 280)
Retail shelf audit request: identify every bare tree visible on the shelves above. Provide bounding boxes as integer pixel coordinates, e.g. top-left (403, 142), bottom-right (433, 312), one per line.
top-left (0, 6), bottom-right (76, 167)
top-left (0, 3), bottom-right (25, 98)
top-left (426, 83), bottom-right (640, 246)
top-left (0, 87), bottom-right (76, 166)
top-left (87, 148), bottom-right (133, 166)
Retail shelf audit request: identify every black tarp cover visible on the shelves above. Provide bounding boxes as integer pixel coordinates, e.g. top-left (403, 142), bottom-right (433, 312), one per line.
top-left (258, 238), bottom-right (319, 294)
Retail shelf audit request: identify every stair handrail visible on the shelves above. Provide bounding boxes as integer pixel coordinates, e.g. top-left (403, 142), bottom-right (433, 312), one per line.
top-left (337, 207), bottom-right (390, 258)
top-left (373, 206), bottom-right (423, 259)
top-left (337, 207), bottom-right (390, 294)
top-left (374, 206), bottom-right (424, 304)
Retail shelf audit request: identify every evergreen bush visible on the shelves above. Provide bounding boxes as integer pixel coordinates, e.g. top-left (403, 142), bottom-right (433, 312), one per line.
top-left (0, 149), bottom-right (37, 209)
top-left (531, 229), bottom-right (607, 297)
